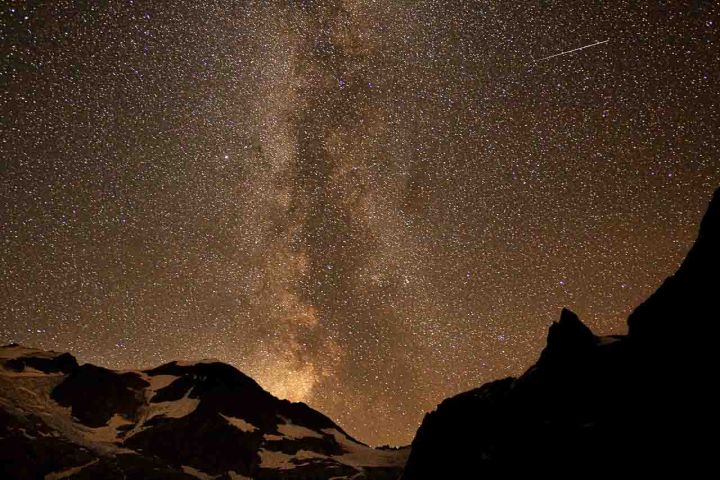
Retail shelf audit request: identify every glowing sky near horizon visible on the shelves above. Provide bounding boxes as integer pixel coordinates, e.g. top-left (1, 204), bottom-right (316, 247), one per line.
top-left (2, 1), bottom-right (718, 445)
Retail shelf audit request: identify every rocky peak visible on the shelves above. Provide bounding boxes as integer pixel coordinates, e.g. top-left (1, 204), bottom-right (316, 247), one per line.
top-left (0, 344), bottom-right (79, 374)
top-left (540, 308), bottom-right (596, 361)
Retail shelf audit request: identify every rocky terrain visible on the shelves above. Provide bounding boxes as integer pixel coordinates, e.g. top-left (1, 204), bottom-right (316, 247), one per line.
top-left (401, 187), bottom-right (719, 478)
top-left (0, 346), bottom-right (408, 480)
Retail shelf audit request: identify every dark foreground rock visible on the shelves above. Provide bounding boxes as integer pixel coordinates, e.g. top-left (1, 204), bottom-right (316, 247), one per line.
top-left (401, 188), bottom-right (720, 479)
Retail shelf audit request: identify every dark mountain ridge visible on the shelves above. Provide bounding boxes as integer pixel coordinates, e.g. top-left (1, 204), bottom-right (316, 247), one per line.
top-left (401, 187), bottom-right (719, 478)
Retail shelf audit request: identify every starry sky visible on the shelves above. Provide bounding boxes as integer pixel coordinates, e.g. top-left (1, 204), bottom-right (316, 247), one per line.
top-left (1, 1), bottom-right (719, 445)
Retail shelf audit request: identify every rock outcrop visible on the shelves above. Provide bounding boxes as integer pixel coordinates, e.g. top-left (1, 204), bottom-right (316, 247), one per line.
top-left (401, 188), bottom-right (720, 478)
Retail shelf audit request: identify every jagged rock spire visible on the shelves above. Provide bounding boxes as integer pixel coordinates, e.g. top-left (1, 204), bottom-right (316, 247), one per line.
top-left (540, 308), bottom-right (596, 361)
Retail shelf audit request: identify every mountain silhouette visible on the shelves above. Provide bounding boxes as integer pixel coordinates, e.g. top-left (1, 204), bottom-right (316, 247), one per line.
top-left (401, 187), bottom-right (719, 478)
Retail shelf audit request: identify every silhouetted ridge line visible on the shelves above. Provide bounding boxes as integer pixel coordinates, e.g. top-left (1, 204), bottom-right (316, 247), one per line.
top-left (401, 187), bottom-right (720, 479)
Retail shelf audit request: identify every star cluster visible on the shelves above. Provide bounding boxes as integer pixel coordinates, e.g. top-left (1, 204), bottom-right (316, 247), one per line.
top-left (2, 1), bottom-right (718, 445)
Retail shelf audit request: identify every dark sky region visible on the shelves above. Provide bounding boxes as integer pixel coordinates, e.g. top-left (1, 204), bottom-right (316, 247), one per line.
top-left (1, 1), bottom-right (718, 445)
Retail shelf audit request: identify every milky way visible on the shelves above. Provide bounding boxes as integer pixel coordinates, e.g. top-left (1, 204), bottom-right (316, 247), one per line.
top-left (2, 1), bottom-right (719, 445)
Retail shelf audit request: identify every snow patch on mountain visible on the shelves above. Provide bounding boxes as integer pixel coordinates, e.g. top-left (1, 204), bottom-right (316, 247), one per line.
top-left (259, 448), bottom-right (328, 470)
top-left (227, 472), bottom-right (252, 480)
top-left (79, 414), bottom-right (132, 443)
top-left (146, 387), bottom-right (200, 420)
top-left (323, 429), bottom-right (410, 468)
top-left (277, 418), bottom-right (324, 439)
top-left (181, 465), bottom-right (215, 479)
top-left (145, 374), bottom-right (180, 393)
top-left (220, 413), bottom-right (258, 432)
top-left (44, 459), bottom-right (99, 480)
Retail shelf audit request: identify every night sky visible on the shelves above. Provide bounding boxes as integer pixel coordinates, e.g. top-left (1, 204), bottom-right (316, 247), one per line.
top-left (2, 1), bottom-right (718, 445)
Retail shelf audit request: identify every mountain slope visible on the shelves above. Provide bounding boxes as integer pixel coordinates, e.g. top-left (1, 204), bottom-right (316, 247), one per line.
top-left (0, 346), bottom-right (408, 480)
top-left (401, 187), bottom-right (719, 478)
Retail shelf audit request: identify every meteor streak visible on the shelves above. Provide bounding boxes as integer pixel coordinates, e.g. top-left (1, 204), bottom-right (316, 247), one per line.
top-left (534, 39), bottom-right (609, 62)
